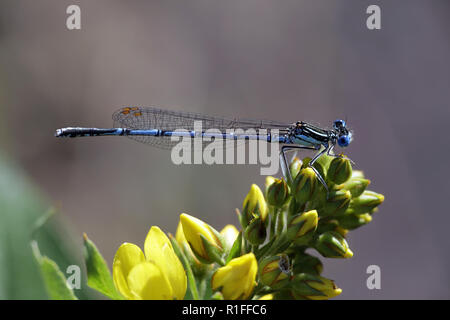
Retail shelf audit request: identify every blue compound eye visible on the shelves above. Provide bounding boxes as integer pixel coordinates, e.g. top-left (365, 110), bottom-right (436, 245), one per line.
top-left (338, 135), bottom-right (350, 147)
top-left (333, 119), bottom-right (346, 130)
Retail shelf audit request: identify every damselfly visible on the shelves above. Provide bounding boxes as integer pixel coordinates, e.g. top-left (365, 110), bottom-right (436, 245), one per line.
top-left (55, 106), bottom-right (353, 191)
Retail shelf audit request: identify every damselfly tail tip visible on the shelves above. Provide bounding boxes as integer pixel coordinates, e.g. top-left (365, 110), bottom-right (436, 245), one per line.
top-left (54, 128), bottom-right (64, 137)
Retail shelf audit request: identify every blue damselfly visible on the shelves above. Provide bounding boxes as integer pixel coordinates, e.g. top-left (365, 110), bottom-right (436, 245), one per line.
top-left (55, 106), bottom-right (353, 190)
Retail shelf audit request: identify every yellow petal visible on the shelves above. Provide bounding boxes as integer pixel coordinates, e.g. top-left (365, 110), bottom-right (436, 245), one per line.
top-left (112, 242), bottom-right (145, 299)
top-left (212, 253), bottom-right (258, 300)
top-left (175, 221), bottom-right (188, 246)
top-left (220, 224), bottom-right (239, 250)
top-left (144, 226), bottom-right (187, 300)
top-left (127, 262), bottom-right (173, 299)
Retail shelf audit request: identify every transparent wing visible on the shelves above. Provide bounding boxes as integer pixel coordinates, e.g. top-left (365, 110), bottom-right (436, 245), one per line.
top-left (112, 106), bottom-right (291, 149)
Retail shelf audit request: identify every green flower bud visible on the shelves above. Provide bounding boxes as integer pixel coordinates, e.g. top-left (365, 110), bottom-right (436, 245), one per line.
top-left (327, 157), bottom-right (352, 184)
top-left (266, 178), bottom-right (290, 207)
top-left (347, 190), bottom-right (385, 215)
top-left (302, 156), bottom-right (328, 185)
top-left (258, 254), bottom-right (292, 290)
top-left (289, 157), bottom-right (303, 180)
top-left (312, 151), bottom-right (333, 175)
top-left (315, 231), bottom-right (353, 259)
top-left (292, 167), bottom-right (318, 203)
top-left (244, 217), bottom-right (267, 245)
top-left (286, 210), bottom-right (318, 243)
top-left (290, 273), bottom-right (342, 300)
top-left (287, 196), bottom-right (305, 217)
top-left (241, 184), bottom-right (268, 227)
top-left (338, 213), bottom-right (372, 230)
top-left (341, 177), bottom-right (370, 198)
top-left (319, 189), bottom-right (351, 217)
top-left (293, 253), bottom-right (323, 275)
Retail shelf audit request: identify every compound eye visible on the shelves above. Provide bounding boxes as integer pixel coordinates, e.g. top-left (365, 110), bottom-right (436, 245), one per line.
top-left (333, 119), bottom-right (346, 130)
top-left (338, 135), bottom-right (350, 147)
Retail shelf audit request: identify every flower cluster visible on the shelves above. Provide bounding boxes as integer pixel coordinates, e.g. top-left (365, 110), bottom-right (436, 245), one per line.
top-left (111, 154), bottom-right (384, 300)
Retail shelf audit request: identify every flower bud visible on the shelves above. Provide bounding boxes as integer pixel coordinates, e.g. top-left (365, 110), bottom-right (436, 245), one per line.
top-left (258, 254), bottom-right (292, 289)
top-left (319, 189), bottom-right (351, 217)
top-left (287, 196), bottom-right (305, 217)
top-left (327, 157), bottom-right (352, 184)
top-left (292, 167), bottom-right (318, 204)
top-left (337, 213), bottom-right (372, 230)
top-left (266, 178), bottom-right (289, 207)
top-left (180, 213), bottom-right (224, 264)
top-left (293, 253), bottom-right (323, 275)
top-left (241, 184), bottom-right (268, 227)
top-left (244, 217), bottom-right (267, 245)
top-left (286, 210), bottom-right (318, 243)
top-left (289, 157), bottom-right (303, 180)
top-left (175, 221), bottom-right (207, 274)
top-left (348, 190), bottom-right (385, 215)
top-left (302, 156), bottom-right (328, 186)
top-left (341, 177), bottom-right (370, 198)
top-left (290, 273), bottom-right (342, 300)
top-left (315, 231), bottom-right (353, 259)
top-left (312, 151), bottom-right (333, 176)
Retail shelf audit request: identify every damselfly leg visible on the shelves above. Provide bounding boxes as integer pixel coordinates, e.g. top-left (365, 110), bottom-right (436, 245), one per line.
top-left (280, 145), bottom-right (318, 184)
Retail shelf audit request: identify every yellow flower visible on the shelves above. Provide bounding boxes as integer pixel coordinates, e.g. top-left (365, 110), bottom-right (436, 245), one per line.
top-left (112, 226), bottom-right (187, 300)
top-left (180, 213), bottom-right (223, 263)
top-left (211, 253), bottom-right (258, 300)
top-left (220, 224), bottom-right (239, 250)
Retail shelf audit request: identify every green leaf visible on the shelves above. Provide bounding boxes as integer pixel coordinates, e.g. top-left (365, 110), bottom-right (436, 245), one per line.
top-left (83, 234), bottom-right (123, 300)
top-left (0, 153), bottom-right (95, 299)
top-left (31, 241), bottom-right (77, 300)
top-left (226, 232), bottom-right (242, 264)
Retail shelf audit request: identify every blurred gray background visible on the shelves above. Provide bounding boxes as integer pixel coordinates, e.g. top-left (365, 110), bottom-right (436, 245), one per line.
top-left (0, 0), bottom-right (449, 299)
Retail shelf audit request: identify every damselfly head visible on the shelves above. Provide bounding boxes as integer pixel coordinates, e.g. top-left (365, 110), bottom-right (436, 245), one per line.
top-left (333, 119), bottom-right (352, 147)
top-left (337, 134), bottom-right (351, 147)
